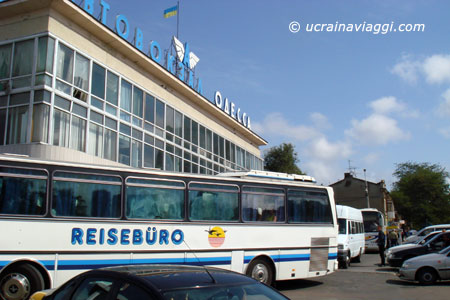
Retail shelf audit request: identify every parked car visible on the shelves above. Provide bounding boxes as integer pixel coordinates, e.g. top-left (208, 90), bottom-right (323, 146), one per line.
top-left (404, 224), bottom-right (450, 244)
top-left (336, 205), bottom-right (365, 268)
top-left (398, 245), bottom-right (450, 284)
top-left (385, 230), bottom-right (444, 258)
top-left (387, 231), bottom-right (450, 267)
top-left (30, 264), bottom-right (289, 300)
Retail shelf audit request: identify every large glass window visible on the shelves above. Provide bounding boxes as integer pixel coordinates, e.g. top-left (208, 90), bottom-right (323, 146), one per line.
top-left (0, 44), bottom-right (12, 79)
top-left (31, 104), bottom-right (50, 143)
top-left (56, 43), bottom-right (74, 83)
top-left (131, 139), bottom-right (142, 168)
top-left (120, 79), bottom-right (132, 112)
top-left (7, 105), bottom-right (29, 144)
top-left (0, 109), bottom-right (6, 145)
top-left (104, 128), bottom-right (117, 161)
top-left (119, 134), bottom-right (130, 165)
top-left (155, 99), bottom-right (164, 128)
top-left (52, 171), bottom-right (121, 218)
top-left (126, 178), bottom-right (184, 220)
top-left (74, 53), bottom-right (90, 92)
top-left (70, 115), bottom-right (86, 152)
top-left (287, 189), bottom-right (332, 224)
top-left (144, 93), bottom-right (154, 124)
top-left (132, 86), bottom-right (143, 118)
top-left (166, 106), bottom-right (174, 133)
top-left (53, 109), bottom-right (70, 147)
top-left (189, 182), bottom-right (239, 221)
top-left (175, 110), bottom-right (182, 138)
top-left (242, 186), bottom-right (285, 222)
top-left (88, 123), bottom-right (103, 157)
top-left (144, 144), bottom-right (154, 168)
top-left (106, 71), bottom-right (119, 106)
top-left (36, 36), bottom-right (54, 74)
top-left (91, 63), bottom-right (105, 99)
top-left (12, 39), bottom-right (34, 77)
top-left (0, 167), bottom-right (47, 215)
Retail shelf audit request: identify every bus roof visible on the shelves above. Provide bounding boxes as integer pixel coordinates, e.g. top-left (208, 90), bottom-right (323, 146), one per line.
top-left (217, 170), bottom-right (316, 183)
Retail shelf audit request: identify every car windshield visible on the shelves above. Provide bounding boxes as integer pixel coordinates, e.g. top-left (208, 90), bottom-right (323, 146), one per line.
top-left (163, 282), bottom-right (288, 300)
top-left (418, 232), bottom-right (441, 245)
top-left (338, 218), bottom-right (346, 234)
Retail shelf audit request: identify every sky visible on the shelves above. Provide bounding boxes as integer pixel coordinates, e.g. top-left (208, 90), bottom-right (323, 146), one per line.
top-left (78, 0), bottom-right (450, 187)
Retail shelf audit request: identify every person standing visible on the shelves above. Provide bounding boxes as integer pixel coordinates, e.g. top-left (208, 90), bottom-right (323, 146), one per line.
top-left (388, 230), bottom-right (398, 248)
top-left (377, 225), bottom-right (386, 266)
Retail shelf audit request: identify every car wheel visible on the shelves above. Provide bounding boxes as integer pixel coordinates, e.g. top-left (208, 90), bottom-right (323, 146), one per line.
top-left (416, 268), bottom-right (438, 285)
top-left (246, 258), bottom-right (274, 286)
top-left (0, 264), bottom-right (45, 300)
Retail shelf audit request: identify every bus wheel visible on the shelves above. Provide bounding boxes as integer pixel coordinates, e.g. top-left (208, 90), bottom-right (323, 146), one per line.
top-left (0, 264), bottom-right (44, 300)
top-left (246, 258), bottom-right (273, 286)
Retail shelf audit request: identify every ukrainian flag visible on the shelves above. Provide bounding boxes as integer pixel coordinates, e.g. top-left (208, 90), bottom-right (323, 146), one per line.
top-left (164, 5), bottom-right (178, 18)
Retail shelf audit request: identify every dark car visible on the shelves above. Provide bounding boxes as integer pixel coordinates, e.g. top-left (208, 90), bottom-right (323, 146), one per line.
top-left (30, 265), bottom-right (289, 300)
top-left (387, 231), bottom-right (450, 267)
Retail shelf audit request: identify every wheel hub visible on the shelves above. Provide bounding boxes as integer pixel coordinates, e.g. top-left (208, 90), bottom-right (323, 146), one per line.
top-left (1, 273), bottom-right (30, 300)
top-left (252, 263), bottom-right (269, 283)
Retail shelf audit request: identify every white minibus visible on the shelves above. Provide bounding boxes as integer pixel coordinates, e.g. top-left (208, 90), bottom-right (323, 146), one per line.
top-left (337, 205), bottom-right (365, 268)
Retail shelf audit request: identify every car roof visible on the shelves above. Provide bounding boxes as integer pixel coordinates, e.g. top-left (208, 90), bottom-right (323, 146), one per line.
top-left (83, 265), bottom-right (257, 291)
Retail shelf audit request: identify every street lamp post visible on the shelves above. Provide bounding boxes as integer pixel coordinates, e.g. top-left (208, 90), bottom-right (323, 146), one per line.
top-left (364, 168), bottom-right (370, 208)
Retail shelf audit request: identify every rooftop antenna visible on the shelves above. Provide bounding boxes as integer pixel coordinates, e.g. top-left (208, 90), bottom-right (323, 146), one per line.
top-left (347, 160), bottom-right (357, 176)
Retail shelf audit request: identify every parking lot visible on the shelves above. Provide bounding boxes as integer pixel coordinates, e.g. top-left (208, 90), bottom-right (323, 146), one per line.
top-left (277, 253), bottom-right (450, 300)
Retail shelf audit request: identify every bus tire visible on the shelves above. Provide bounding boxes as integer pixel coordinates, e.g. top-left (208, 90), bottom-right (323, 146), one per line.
top-left (246, 258), bottom-right (274, 286)
top-left (0, 264), bottom-right (45, 300)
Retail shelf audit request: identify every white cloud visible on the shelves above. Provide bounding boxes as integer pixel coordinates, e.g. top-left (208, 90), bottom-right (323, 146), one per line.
top-left (310, 112), bottom-right (331, 130)
top-left (346, 114), bottom-right (410, 145)
top-left (303, 160), bottom-right (343, 185)
top-left (423, 54), bottom-right (450, 84)
top-left (391, 54), bottom-right (421, 84)
top-left (437, 88), bottom-right (450, 117)
top-left (369, 96), bottom-right (406, 115)
top-left (304, 137), bottom-right (352, 161)
top-left (252, 112), bottom-right (321, 142)
top-left (363, 153), bottom-right (380, 165)
top-left (439, 127), bottom-right (450, 139)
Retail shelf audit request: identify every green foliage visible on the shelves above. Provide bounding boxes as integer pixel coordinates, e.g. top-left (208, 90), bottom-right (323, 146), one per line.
top-left (392, 162), bottom-right (450, 228)
top-left (264, 143), bottom-right (304, 175)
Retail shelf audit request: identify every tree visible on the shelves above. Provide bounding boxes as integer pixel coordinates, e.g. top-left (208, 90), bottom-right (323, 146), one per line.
top-left (391, 162), bottom-right (450, 228)
top-left (264, 143), bottom-right (304, 175)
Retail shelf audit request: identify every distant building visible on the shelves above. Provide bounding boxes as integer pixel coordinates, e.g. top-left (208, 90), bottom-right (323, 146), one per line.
top-left (330, 173), bottom-right (396, 221)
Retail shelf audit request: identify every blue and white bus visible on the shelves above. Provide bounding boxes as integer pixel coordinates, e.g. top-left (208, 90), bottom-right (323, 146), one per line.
top-left (360, 208), bottom-right (386, 251)
top-left (0, 155), bottom-right (338, 300)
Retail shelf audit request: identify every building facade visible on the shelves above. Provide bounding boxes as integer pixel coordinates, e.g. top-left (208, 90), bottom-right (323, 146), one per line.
top-left (0, 0), bottom-right (266, 174)
top-left (330, 173), bottom-right (396, 220)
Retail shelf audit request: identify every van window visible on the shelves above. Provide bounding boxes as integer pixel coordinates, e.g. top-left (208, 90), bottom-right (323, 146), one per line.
top-left (338, 218), bottom-right (346, 234)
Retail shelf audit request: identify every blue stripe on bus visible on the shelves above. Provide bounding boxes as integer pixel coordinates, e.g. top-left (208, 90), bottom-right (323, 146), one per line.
top-left (245, 253), bottom-right (338, 264)
top-left (1, 253), bottom-right (337, 272)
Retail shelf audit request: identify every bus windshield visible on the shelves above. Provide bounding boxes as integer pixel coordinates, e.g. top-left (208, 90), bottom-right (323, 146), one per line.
top-left (362, 211), bottom-right (381, 232)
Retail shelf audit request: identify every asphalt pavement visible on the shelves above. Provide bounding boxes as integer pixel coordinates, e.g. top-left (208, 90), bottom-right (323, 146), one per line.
top-left (277, 252), bottom-right (450, 300)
